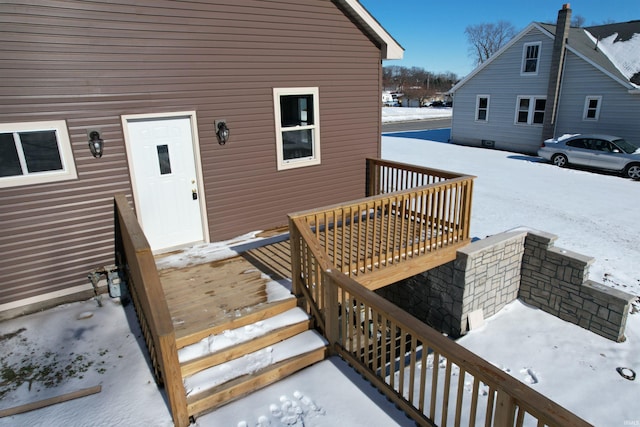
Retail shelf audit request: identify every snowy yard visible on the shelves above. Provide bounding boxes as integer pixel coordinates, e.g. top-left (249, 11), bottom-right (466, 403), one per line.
top-left (1, 121), bottom-right (639, 427)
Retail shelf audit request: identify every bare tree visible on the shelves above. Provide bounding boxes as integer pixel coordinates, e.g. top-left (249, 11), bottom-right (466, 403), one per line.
top-left (571, 14), bottom-right (586, 27)
top-left (465, 21), bottom-right (516, 66)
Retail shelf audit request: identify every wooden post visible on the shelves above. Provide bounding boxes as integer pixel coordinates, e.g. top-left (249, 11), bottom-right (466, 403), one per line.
top-left (493, 389), bottom-right (517, 426)
top-left (323, 272), bottom-right (340, 355)
top-left (288, 217), bottom-right (302, 297)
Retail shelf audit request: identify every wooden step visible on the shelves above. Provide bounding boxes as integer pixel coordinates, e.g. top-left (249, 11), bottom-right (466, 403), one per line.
top-left (179, 307), bottom-right (312, 377)
top-left (175, 297), bottom-right (297, 349)
top-left (184, 330), bottom-right (328, 418)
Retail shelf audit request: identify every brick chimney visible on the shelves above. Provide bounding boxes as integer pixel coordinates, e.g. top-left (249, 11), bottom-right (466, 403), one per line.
top-left (542, 4), bottom-right (572, 141)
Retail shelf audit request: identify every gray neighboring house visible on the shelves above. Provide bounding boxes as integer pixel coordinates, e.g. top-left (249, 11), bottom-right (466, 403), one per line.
top-left (449, 5), bottom-right (640, 154)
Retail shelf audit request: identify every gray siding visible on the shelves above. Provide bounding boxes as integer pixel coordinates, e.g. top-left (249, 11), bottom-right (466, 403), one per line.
top-left (0, 0), bottom-right (383, 309)
top-left (555, 53), bottom-right (640, 145)
top-left (452, 25), bottom-right (640, 154)
top-left (451, 28), bottom-right (554, 154)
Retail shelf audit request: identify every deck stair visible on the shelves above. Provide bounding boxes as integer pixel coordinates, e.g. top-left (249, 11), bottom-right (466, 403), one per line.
top-left (175, 302), bottom-right (328, 418)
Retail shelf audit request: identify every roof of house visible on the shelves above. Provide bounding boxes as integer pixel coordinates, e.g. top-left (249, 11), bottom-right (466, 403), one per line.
top-left (540, 20), bottom-right (640, 88)
top-left (450, 19), bottom-right (640, 93)
top-left (338, 0), bottom-right (404, 60)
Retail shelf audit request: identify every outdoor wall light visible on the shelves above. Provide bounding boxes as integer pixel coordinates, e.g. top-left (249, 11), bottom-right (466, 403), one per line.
top-left (88, 130), bottom-right (104, 158)
top-left (215, 120), bottom-right (229, 145)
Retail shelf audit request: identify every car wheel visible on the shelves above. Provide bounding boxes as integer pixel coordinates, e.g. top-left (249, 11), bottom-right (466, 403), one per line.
top-left (551, 154), bottom-right (568, 168)
top-left (624, 163), bottom-right (640, 180)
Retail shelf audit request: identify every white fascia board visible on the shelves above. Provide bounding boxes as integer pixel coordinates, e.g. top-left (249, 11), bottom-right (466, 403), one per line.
top-left (340, 0), bottom-right (404, 60)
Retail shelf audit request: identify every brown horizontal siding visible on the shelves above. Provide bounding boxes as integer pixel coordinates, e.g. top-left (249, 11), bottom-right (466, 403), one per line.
top-left (0, 0), bottom-right (383, 307)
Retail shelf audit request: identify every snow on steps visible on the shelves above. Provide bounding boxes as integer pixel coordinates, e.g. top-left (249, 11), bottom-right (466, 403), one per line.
top-left (178, 307), bottom-right (313, 377)
top-left (184, 330), bottom-right (328, 417)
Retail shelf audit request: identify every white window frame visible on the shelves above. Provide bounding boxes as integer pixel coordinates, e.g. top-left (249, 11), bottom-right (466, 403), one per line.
top-left (475, 95), bottom-right (490, 122)
top-left (273, 87), bottom-right (321, 171)
top-left (521, 42), bottom-right (541, 75)
top-left (515, 96), bottom-right (546, 125)
top-left (583, 96), bottom-right (602, 121)
top-left (0, 120), bottom-right (77, 188)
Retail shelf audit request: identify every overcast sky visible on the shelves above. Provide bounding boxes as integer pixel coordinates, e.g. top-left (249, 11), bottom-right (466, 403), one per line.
top-left (359, 0), bottom-right (640, 77)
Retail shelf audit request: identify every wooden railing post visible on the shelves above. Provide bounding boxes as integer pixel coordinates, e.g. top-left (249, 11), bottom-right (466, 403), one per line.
top-left (494, 389), bottom-right (517, 426)
top-left (366, 158), bottom-right (377, 197)
top-left (288, 216), bottom-right (302, 296)
top-left (323, 272), bottom-right (340, 356)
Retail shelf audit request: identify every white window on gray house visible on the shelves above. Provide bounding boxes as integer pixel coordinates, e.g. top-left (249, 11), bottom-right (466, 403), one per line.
top-left (515, 96), bottom-right (546, 125)
top-left (273, 87), bottom-right (321, 171)
top-left (521, 42), bottom-right (541, 74)
top-left (0, 120), bottom-right (77, 188)
top-left (583, 96), bottom-right (602, 120)
top-left (476, 95), bottom-right (490, 121)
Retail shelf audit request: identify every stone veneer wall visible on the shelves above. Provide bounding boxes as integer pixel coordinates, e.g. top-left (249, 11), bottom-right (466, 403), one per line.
top-left (377, 229), bottom-right (634, 342)
top-left (520, 231), bottom-right (633, 342)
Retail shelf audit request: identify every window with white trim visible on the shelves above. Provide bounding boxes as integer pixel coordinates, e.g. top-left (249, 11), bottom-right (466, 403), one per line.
top-left (515, 96), bottom-right (546, 125)
top-left (583, 96), bottom-right (602, 120)
top-left (521, 42), bottom-right (541, 75)
top-left (476, 95), bottom-right (490, 121)
top-left (0, 120), bottom-right (77, 188)
top-left (273, 87), bottom-right (320, 171)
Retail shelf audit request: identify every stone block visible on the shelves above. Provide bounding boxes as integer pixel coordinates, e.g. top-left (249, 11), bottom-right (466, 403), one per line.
top-left (582, 299), bottom-right (599, 314)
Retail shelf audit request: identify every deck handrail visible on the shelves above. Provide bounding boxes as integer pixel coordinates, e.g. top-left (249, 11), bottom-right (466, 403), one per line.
top-left (114, 194), bottom-right (189, 427)
top-left (366, 158), bottom-right (469, 196)
top-left (324, 266), bottom-right (593, 427)
top-left (288, 160), bottom-right (591, 426)
top-left (289, 160), bottom-right (475, 290)
top-left (290, 214), bottom-right (591, 427)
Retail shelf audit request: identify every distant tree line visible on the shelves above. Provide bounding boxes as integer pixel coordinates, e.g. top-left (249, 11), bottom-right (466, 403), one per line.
top-left (383, 66), bottom-right (459, 105)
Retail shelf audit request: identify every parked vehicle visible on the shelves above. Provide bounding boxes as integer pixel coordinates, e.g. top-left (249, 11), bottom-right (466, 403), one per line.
top-left (538, 134), bottom-right (640, 179)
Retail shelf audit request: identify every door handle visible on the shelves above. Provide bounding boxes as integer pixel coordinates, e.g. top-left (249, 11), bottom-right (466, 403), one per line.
top-left (192, 189), bottom-right (198, 200)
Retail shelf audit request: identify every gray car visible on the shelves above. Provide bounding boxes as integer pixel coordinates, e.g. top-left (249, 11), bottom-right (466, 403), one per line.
top-left (538, 134), bottom-right (640, 180)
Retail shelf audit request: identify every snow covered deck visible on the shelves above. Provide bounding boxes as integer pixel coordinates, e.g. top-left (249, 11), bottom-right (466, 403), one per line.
top-left (158, 240), bottom-right (294, 348)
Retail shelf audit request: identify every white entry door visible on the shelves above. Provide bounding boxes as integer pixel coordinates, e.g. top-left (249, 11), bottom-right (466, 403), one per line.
top-left (124, 114), bottom-right (205, 251)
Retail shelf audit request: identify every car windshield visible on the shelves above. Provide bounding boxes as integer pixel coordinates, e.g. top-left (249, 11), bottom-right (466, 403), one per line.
top-left (612, 138), bottom-right (640, 154)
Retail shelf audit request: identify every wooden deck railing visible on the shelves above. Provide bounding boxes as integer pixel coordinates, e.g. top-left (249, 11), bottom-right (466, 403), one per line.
top-left (290, 159), bottom-right (475, 291)
top-left (366, 158), bottom-right (466, 196)
top-left (327, 265), bottom-right (591, 427)
top-left (114, 194), bottom-right (189, 427)
top-left (289, 160), bottom-right (591, 426)
top-left (289, 217), bottom-right (592, 427)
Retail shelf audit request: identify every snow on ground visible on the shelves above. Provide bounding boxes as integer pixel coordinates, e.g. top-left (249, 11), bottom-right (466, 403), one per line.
top-left (2, 112), bottom-right (640, 427)
top-left (382, 106), bottom-right (452, 122)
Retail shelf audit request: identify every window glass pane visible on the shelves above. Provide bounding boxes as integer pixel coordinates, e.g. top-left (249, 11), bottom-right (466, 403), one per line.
top-left (280, 95), bottom-right (314, 127)
top-left (157, 144), bottom-right (172, 175)
top-left (524, 45), bottom-right (539, 72)
top-left (282, 129), bottom-right (313, 160)
top-left (517, 99), bottom-right (529, 123)
top-left (586, 109), bottom-right (596, 119)
top-left (478, 98), bottom-right (488, 108)
top-left (588, 99), bottom-right (598, 108)
top-left (20, 131), bottom-right (62, 172)
top-left (0, 133), bottom-right (23, 177)
top-left (533, 112), bottom-right (545, 124)
top-left (477, 110), bottom-right (487, 121)
top-left (533, 99), bottom-right (545, 124)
